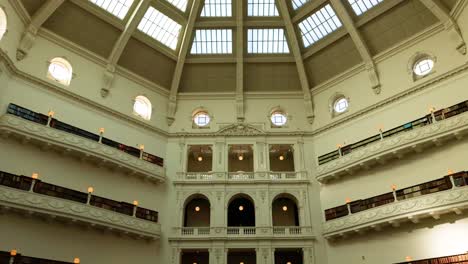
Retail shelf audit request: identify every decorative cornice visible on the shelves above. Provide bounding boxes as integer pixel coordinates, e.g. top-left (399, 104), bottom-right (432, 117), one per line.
top-left (0, 185), bottom-right (161, 239)
top-left (317, 112), bottom-right (468, 182)
top-left (322, 186), bottom-right (468, 239)
top-left (0, 115), bottom-right (166, 182)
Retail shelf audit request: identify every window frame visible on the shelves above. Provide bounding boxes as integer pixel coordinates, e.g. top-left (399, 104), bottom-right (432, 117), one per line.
top-left (407, 52), bottom-right (437, 81)
top-left (298, 4), bottom-right (342, 48)
top-left (329, 93), bottom-right (350, 117)
top-left (269, 107), bottom-right (288, 128)
top-left (46, 57), bottom-right (73, 86)
top-left (133, 95), bottom-right (153, 121)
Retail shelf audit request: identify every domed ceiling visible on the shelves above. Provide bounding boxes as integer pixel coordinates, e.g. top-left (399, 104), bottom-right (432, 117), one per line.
top-left (19, 0), bottom-right (458, 95)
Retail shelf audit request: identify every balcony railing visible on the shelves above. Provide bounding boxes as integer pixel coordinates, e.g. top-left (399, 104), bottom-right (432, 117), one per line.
top-left (318, 100), bottom-right (468, 166)
top-left (322, 171), bottom-right (468, 239)
top-left (394, 252), bottom-right (468, 264)
top-left (0, 170), bottom-right (161, 239)
top-left (170, 226), bottom-right (314, 240)
top-left (175, 171), bottom-right (308, 183)
top-left (1, 106), bottom-right (165, 182)
top-left (316, 101), bottom-right (468, 182)
top-left (6, 103), bottom-right (164, 166)
top-left (0, 251), bottom-right (74, 264)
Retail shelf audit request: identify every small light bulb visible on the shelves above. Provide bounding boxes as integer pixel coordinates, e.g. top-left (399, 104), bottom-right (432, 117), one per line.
top-left (282, 206), bottom-right (288, 211)
top-left (74, 258), bottom-right (80, 264)
top-left (405, 256), bottom-right (412, 261)
top-left (240, 262), bottom-right (244, 264)
top-left (279, 155), bottom-right (284, 161)
top-left (391, 184), bottom-right (397, 191)
top-left (448, 169), bottom-right (454, 175)
top-left (10, 249), bottom-right (17, 256)
top-left (238, 155), bottom-right (244, 161)
top-left (87, 187), bottom-right (94, 193)
top-left (195, 206), bottom-right (200, 212)
top-left (346, 198), bottom-right (351, 203)
top-left (32, 173), bottom-right (39, 179)
top-left (197, 156), bottom-right (203, 162)
top-left (99, 128), bottom-right (105, 134)
top-left (48, 110), bottom-right (55, 117)
top-left (133, 200), bottom-right (139, 206)
top-left (239, 205), bottom-right (244, 211)
top-left (139, 144), bottom-right (145, 150)
top-left (287, 262), bottom-right (292, 264)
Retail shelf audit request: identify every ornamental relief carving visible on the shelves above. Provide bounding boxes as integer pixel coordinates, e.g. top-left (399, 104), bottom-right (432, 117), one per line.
top-left (322, 188), bottom-right (468, 235)
top-left (0, 186), bottom-right (161, 237)
top-left (317, 113), bottom-right (468, 177)
top-left (216, 123), bottom-right (266, 136)
top-left (0, 115), bottom-right (165, 181)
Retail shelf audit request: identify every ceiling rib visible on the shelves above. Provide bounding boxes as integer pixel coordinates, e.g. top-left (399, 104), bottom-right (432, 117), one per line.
top-left (277, 0), bottom-right (315, 124)
top-left (236, 0), bottom-right (245, 122)
top-left (16, 0), bottom-right (65, 61)
top-left (101, 0), bottom-right (152, 98)
top-left (330, 0), bottom-right (381, 94)
top-left (167, 0), bottom-right (203, 126)
top-left (419, 0), bottom-right (466, 55)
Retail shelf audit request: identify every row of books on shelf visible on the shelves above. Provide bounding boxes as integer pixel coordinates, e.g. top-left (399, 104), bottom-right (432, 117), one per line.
top-left (0, 251), bottom-right (73, 264)
top-left (324, 171), bottom-right (468, 221)
top-left (0, 170), bottom-right (158, 223)
top-left (318, 100), bottom-right (468, 165)
top-left (395, 253), bottom-right (468, 264)
top-left (6, 103), bottom-right (164, 167)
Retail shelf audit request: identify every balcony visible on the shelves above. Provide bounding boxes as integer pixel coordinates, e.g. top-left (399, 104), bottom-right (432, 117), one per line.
top-left (173, 171), bottom-right (309, 184)
top-left (0, 251), bottom-right (75, 264)
top-left (1, 104), bottom-right (165, 183)
top-left (0, 170), bottom-right (161, 240)
top-left (316, 101), bottom-right (468, 183)
top-left (322, 172), bottom-right (468, 239)
top-left (169, 226), bottom-right (315, 241)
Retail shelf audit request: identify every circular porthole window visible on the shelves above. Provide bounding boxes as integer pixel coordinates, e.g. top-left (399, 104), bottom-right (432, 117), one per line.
top-left (333, 97), bottom-right (349, 113)
top-left (413, 58), bottom-right (434, 76)
top-left (271, 112), bottom-right (287, 126)
top-left (193, 112), bottom-right (211, 127)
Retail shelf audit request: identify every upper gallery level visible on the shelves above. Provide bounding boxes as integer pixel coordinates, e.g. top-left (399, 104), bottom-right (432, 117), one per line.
top-left (1, 103), bottom-right (166, 183)
top-left (174, 135), bottom-right (308, 184)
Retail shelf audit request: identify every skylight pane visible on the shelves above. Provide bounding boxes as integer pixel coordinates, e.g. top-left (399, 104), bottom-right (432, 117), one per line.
top-left (166, 0), bottom-right (188, 12)
top-left (248, 0), bottom-right (279, 16)
top-left (348, 0), bottom-right (384, 15)
top-left (137, 7), bottom-right (182, 50)
top-left (201, 0), bottom-right (232, 17)
top-left (298, 4), bottom-right (342, 48)
top-left (191, 29), bottom-right (233, 54)
top-left (292, 0), bottom-right (311, 10)
top-left (247, 29), bottom-right (289, 54)
top-left (89, 0), bottom-right (134, 19)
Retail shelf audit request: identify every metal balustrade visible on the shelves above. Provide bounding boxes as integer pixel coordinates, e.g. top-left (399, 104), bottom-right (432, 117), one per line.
top-left (317, 100), bottom-right (468, 166)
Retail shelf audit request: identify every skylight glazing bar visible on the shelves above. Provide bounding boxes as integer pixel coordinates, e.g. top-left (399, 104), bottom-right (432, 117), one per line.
top-left (201, 0), bottom-right (232, 17)
top-left (137, 6), bottom-right (182, 50)
top-left (292, 0), bottom-right (311, 10)
top-left (89, 0), bottom-right (134, 19)
top-left (298, 4), bottom-right (342, 47)
top-left (191, 29), bottom-right (233, 54)
top-left (348, 0), bottom-right (384, 15)
top-left (248, 0), bottom-right (279, 16)
top-left (166, 0), bottom-right (188, 12)
top-left (247, 29), bottom-right (290, 54)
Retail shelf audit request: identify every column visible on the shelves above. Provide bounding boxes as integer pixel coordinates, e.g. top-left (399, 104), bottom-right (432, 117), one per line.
top-left (295, 138), bottom-right (306, 174)
top-left (254, 137), bottom-right (268, 178)
top-left (210, 248), bottom-right (225, 264)
top-left (179, 138), bottom-right (187, 174)
top-left (256, 248), bottom-right (273, 264)
top-left (213, 137), bottom-right (226, 179)
top-left (303, 247), bottom-right (315, 264)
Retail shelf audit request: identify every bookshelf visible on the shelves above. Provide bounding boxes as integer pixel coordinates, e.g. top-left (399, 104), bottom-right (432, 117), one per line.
top-left (0, 250), bottom-right (74, 264)
top-left (395, 253), bottom-right (468, 264)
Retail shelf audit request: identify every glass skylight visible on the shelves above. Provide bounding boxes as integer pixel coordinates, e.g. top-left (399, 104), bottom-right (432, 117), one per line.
top-left (191, 29), bottom-right (233, 54)
top-left (247, 29), bottom-right (290, 54)
top-left (201, 0), bottom-right (232, 17)
top-left (292, 0), bottom-right (311, 10)
top-left (166, 0), bottom-right (188, 12)
top-left (248, 0), bottom-right (279, 16)
top-left (298, 4), bottom-right (342, 48)
top-left (137, 6), bottom-right (182, 50)
top-left (348, 0), bottom-right (384, 15)
top-left (89, 0), bottom-right (134, 19)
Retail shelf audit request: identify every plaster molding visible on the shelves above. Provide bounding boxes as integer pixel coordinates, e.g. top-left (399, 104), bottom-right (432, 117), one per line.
top-left (322, 186), bottom-right (468, 239)
top-left (0, 186), bottom-right (161, 239)
top-left (316, 111), bottom-right (468, 182)
top-left (0, 115), bottom-right (166, 182)
top-left (216, 123), bottom-right (266, 136)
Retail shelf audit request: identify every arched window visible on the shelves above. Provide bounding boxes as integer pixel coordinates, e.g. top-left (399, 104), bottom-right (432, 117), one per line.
top-left (47, 57), bottom-right (73, 86)
top-left (183, 195), bottom-right (211, 227)
top-left (133, 95), bottom-right (152, 120)
top-left (0, 7), bottom-right (7, 41)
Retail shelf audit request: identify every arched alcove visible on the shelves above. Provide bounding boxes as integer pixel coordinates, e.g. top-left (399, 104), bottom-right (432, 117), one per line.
top-left (269, 144), bottom-right (295, 172)
top-left (272, 194), bottom-right (299, 226)
top-left (183, 194), bottom-right (211, 227)
top-left (227, 194), bottom-right (255, 227)
top-left (187, 145), bottom-right (213, 172)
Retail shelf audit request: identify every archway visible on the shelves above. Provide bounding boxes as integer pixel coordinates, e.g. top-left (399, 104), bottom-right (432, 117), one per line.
top-left (227, 194), bottom-right (255, 227)
top-left (184, 195), bottom-right (211, 227)
top-left (272, 194), bottom-right (299, 226)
